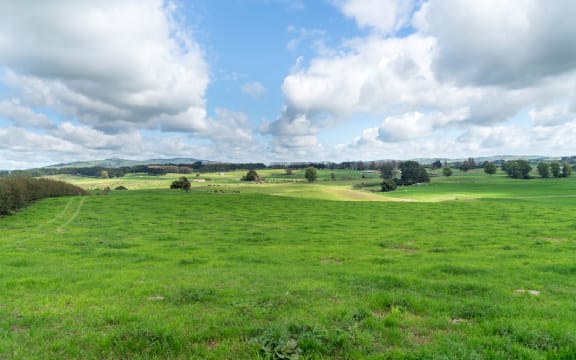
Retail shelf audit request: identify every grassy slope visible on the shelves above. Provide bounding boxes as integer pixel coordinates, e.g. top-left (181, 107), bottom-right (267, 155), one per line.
top-left (1, 173), bottom-right (575, 358)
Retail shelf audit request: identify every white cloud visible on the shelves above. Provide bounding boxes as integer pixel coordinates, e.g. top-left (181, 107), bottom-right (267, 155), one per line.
top-left (378, 109), bottom-right (468, 142)
top-left (0, 99), bottom-right (55, 129)
top-left (333, 0), bottom-right (417, 34)
top-left (416, 0), bottom-right (576, 87)
top-left (241, 82), bottom-right (267, 98)
top-left (0, 0), bottom-right (209, 133)
top-left (529, 104), bottom-right (575, 126)
top-left (267, 0), bottom-right (576, 160)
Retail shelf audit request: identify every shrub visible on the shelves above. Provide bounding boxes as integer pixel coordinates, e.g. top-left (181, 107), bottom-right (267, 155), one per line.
top-left (381, 179), bottom-right (397, 192)
top-left (0, 177), bottom-right (87, 216)
top-left (170, 177), bottom-right (191, 191)
top-left (241, 170), bottom-right (259, 182)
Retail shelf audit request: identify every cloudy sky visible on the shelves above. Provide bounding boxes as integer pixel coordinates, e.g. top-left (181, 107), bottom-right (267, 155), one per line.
top-left (1, 0), bottom-right (576, 169)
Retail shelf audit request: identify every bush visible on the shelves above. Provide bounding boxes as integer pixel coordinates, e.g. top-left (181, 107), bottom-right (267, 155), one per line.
top-left (0, 177), bottom-right (87, 216)
top-left (170, 177), bottom-right (191, 191)
top-left (381, 179), bottom-right (397, 192)
top-left (241, 170), bottom-right (259, 182)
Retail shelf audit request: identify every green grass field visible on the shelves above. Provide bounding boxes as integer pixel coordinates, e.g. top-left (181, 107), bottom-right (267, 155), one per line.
top-left (1, 171), bottom-right (575, 359)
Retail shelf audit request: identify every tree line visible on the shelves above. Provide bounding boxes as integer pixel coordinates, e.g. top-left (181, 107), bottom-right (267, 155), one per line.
top-left (1, 162), bottom-right (271, 179)
top-left (0, 177), bottom-right (87, 216)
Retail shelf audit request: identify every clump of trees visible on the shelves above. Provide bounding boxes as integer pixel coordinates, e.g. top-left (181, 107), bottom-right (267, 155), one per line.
top-left (537, 161), bottom-right (571, 178)
top-left (0, 177), bottom-right (87, 216)
top-left (170, 177), bottom-right (191, 191)
top-left (398, 161), bottom-right (430, 186)
top-left (502, 160), bottom-right (532, 179)
top-left (458, 157), bottom-right (477, 172)
top-left (379, 161), bottom-right (430, 192)
top-left (442, 166), bottom-right (453, 177)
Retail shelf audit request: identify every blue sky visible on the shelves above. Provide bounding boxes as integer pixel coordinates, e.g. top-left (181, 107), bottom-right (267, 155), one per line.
top-left (1, 0), bottom-right (576, 169)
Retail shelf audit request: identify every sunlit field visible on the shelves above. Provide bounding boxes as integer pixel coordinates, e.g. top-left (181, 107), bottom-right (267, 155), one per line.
top-left (1, 171), bottom-right (575, 359)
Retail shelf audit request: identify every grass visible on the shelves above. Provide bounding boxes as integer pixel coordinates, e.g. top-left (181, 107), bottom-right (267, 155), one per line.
top-left (1, 172), bottom-right (575, 358)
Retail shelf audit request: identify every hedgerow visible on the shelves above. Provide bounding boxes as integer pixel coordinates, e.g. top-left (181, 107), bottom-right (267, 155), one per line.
top-left (0, 176), bottom-right (87, 216)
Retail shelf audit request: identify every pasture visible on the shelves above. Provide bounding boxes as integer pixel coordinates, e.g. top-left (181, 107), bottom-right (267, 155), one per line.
top-left (1, 171), bottom-right (575, 359)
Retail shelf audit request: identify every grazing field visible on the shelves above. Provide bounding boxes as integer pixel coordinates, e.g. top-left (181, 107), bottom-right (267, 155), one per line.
top-left (1, 174), bottom-right (576, 359)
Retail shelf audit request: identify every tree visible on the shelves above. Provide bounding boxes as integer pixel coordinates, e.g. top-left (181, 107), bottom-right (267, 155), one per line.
top-left (551, 161), bottom-right (561, 178)
top-left (285, 167), bottom-right (293, 176)
top-left (304, 167), bottom-right (318, 182)
top-left (537, 162), bottom-right (550, 178)
top-left (241, 169), bottom-right (259, 181)
top-left (398, 161), bottom-right (430, 186)
top-left (459, 157), bottom-right (476, 172)
top-left (380, 162), bottom-right (396, 180)
top-left (501, 161), bottom-right (508, 173)
top-left (170, 176), bottom-right (191, 192)
top-left (381, 179), bottom-right (397, 192)
top-left (431, 160), bottom-right (443, 170)
top-left (442, 166), bottom-right (453, 177)
top-left (483, 162), bottom-right (497, 175)
top-left (562, 162), bottom-right (572, 178)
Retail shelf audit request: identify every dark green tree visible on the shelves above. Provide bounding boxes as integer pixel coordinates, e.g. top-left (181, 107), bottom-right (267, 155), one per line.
top-left (170, 176), bottom-right (191, 191)
top-left (551, 161), bottom-right (561, 178)
top-left (442, 166), bottom-right (453, 177)
top-left (398, 161), bottom-right (430, 185)
top-left (241, 170), bottom-right (260, 181)
top-left (459, 157), bottom-right (476, 172)
top-left (537, 162), bottom-right (550, 178)
top-left (431, 160), bottom-right (443, 170)
top-left (304, 167), bottom-right (318, 182)
top-left (380, 162), bottom-right (396, 180)
top-left (562, 162), bottom-right (572, 178)
top-left (483, 162), bottom-right (497, 175)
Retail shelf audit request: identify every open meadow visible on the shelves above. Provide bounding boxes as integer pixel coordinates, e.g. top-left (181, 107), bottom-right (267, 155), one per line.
top-left (1, 171), bottom-right (576, 359)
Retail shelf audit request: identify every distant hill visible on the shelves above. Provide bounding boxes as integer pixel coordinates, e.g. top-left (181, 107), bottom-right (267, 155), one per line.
top-left (44, 157), bottom-right (208, 169)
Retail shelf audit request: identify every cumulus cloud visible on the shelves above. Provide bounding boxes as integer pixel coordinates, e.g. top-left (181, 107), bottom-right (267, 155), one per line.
top-left (266, 0), bottom-right (576, 159)
top-left (0, 0), bottom-right (209, 133)
top-left (378, 109), bottom-right (468, 142)
top-left (416, 0), bottom-right (576, 87)
top-left (333, 0), bottom-right (417, 34)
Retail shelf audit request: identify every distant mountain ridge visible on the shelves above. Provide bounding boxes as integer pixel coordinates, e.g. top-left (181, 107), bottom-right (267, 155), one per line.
top-left (44, 157), bottom-right (208, 169)
top-left (42, 155), bottom-right (568, 170)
